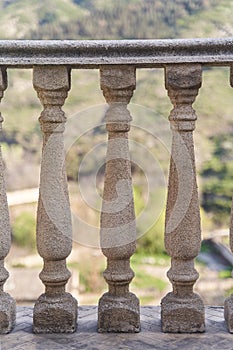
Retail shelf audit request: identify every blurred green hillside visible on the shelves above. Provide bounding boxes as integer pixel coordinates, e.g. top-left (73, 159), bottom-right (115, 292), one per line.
top-left (0, 0), bottom-right (220, 39)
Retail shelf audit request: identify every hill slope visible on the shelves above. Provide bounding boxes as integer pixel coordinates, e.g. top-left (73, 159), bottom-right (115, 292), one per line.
top-left (0, 0), bottom-right (219, 39)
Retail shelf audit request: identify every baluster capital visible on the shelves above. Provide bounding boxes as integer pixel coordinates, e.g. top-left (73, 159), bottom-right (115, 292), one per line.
top-left (33, 66), bottom-right (70, 129)
top-left (33, 66), bottom-right (70, 91)
top-left (100, 66), bottom-right (136, 132)
top-left (165, 64), bottom-right (202, 131)
top-left (165, 64), bottom-right (202, 90)
top-left (100, 66), bottom-right (136, 101)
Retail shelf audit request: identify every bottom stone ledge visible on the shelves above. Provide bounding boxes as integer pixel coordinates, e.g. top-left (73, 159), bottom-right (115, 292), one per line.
top-left (1, 306), bottom-right (232, 350)
top-left (0, 292), bottom-right (16, 334)
top-left (33, 292), bottom-right (77, 334)
top-left (161, 292), bottom-right (205, 333)
top-left (224, 295), bottom-right (233, 333)
top-left (98, 292), bottom-right (140, 333)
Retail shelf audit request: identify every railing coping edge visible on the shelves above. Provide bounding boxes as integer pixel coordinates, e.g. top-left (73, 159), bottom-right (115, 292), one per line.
top-left (0, 37), bottom-right (233, 67)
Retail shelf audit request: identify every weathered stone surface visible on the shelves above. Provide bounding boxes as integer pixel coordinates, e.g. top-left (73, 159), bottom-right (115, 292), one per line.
top-left (33, 66), bottom-right (77, 333)
top-left (2, 306), bottom-right (232, 350)
top-left (0, 67), bottom-right (16, 334)
top-left (33, 292), bottom-right (77, 334)
top-left (0, 38), bottom-right (233, 67)
top-left (98, 66), bottom-right (140, 332)
top-left (224, 65), bottom-right (233, 333)
top-left (0, 292), bottom-right (16, 334)
top-left (161, 292), bottom-right (205, 333)
top-left (98, 292), bottom-right (140, 333)
top-left (224, 296), bottom-right (233, 332)
top-left (161, 64), bottom-right (205, 333)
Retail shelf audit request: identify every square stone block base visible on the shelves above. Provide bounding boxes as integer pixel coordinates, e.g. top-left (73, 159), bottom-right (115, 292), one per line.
top-left (161, 292), bottom-right (205, 333)
top-left (98, 292), bottom-right (140, 333)
top-left (0, 292), bottom-right (16, 334)
top-left (224, 296), bottom-right (233, 332)
top-left (33, 292), bottom-right (77, 333)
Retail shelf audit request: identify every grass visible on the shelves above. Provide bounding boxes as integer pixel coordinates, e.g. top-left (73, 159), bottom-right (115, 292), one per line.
top-left (131, 252), bottom-right (168, 293)
top-left (139, 295), bottom-right (156, 305)
top-left (219, 269), bottom-right (232, 279)
top-left (132, 252), bottom-right (170, 267)
top-left (11, 262), bottom-right (26, 268)
top-left (132, 270), bottom-right (167, 292)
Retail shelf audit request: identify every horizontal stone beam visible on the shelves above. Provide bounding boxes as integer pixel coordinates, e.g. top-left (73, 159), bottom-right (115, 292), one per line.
top-left (0, 38), bottom-right (233, 67)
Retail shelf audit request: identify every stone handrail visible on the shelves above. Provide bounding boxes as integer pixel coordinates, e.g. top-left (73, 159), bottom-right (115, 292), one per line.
top-left (0, 38), bottom-right (233, 66)
top-left (0, 38), bottom-right (233, 335)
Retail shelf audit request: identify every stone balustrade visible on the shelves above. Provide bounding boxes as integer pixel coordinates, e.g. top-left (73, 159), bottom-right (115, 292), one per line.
top-left (0, 38), bottom-right (233, 334)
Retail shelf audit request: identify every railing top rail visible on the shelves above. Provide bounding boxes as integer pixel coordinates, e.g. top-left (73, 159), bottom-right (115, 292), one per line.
top-left (0, 38), bottom-right (233, 67)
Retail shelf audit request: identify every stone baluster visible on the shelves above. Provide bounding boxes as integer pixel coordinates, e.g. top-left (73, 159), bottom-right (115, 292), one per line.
top-left (0, 67), bottom-right (16, 334)
top-left (33, 66), bottom-right (77, 333)
top-left (98, 66), bottom-right (140, 333)
top-left (224, 65), bottom-right (233, 332)
top-left (161, 64), bottom-right (205, 333)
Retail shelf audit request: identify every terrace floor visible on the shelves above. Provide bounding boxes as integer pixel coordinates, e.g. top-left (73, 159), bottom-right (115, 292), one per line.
top-left (0, 306), bottom-right (232, 350)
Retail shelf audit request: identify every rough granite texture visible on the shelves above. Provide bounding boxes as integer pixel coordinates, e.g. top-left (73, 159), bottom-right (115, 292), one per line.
top-left (161, 64), bottom-right (205, 333)
top-left (224, 65), bottom-right (233, 332)
top-left (0, 67), bottom-right (16, 334)
top-left (98, 66), bottom-right (140, 332)
top-left (0, 38), bottom-right (233, 66)
top-left (1, 306), bottom-right (233, 350)
top-left (32, 66), bottom-right (77, 333)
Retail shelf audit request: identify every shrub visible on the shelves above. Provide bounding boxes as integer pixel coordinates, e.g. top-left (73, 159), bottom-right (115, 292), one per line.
top-left (12, 211), bottom-right (36, 250)
top-left (137, 209), bottom-right (166, 255)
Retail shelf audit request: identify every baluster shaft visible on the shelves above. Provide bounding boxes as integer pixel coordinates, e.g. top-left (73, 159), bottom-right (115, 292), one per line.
top-left (33, 66), bottom-right (77, 334)
top-left (161, 64), bottom-right (205, 333)
top-left (98, 66), bottom-right (140, 333)
top-left (224, 65), bottom-right (233, 332)
top-left (0, 67), bottom-right (16, 334)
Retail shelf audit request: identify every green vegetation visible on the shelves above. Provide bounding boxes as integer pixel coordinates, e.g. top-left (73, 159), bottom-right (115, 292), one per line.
top-left (180, 0), bottom-right (233, 38)
top-left (137, 209), bottom-right (166, 255)
top-left (11, 262), bottom-right (26, 268)
top-left (131, 252), bottom-right (170, 267)
top-left (69, 250), bottom-right (168, 296)
top-left (0, 0), bottom-right (218, 40)
top-left (219, 269), bottom-right (232, 279)
top-left (12, 211), bottom-right (36, 249)
top-left (131, 252), bottom-right (168, 299)
top-left (77, 257), bottom-right (105, 293)
top-left (132, 269), bottom-right (167, 292)
top-left (200, 132), bottom-right (233, 226)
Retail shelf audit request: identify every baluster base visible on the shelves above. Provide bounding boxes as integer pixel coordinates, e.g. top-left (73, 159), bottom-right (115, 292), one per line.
top-left (161, 292), bottom-right (205, 333)
top-left (33, 292), bottom-right (77, 333)
top-left (98, 292), bottom-right (140, 333)
top-left (224, 295), bottom-right (233, 332)
top-left (0, 292), bottom-right (16, 334)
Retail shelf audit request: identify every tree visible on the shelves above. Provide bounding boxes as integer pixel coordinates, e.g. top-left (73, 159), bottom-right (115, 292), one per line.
top-left (200, 133), bottom-right (233, 226)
